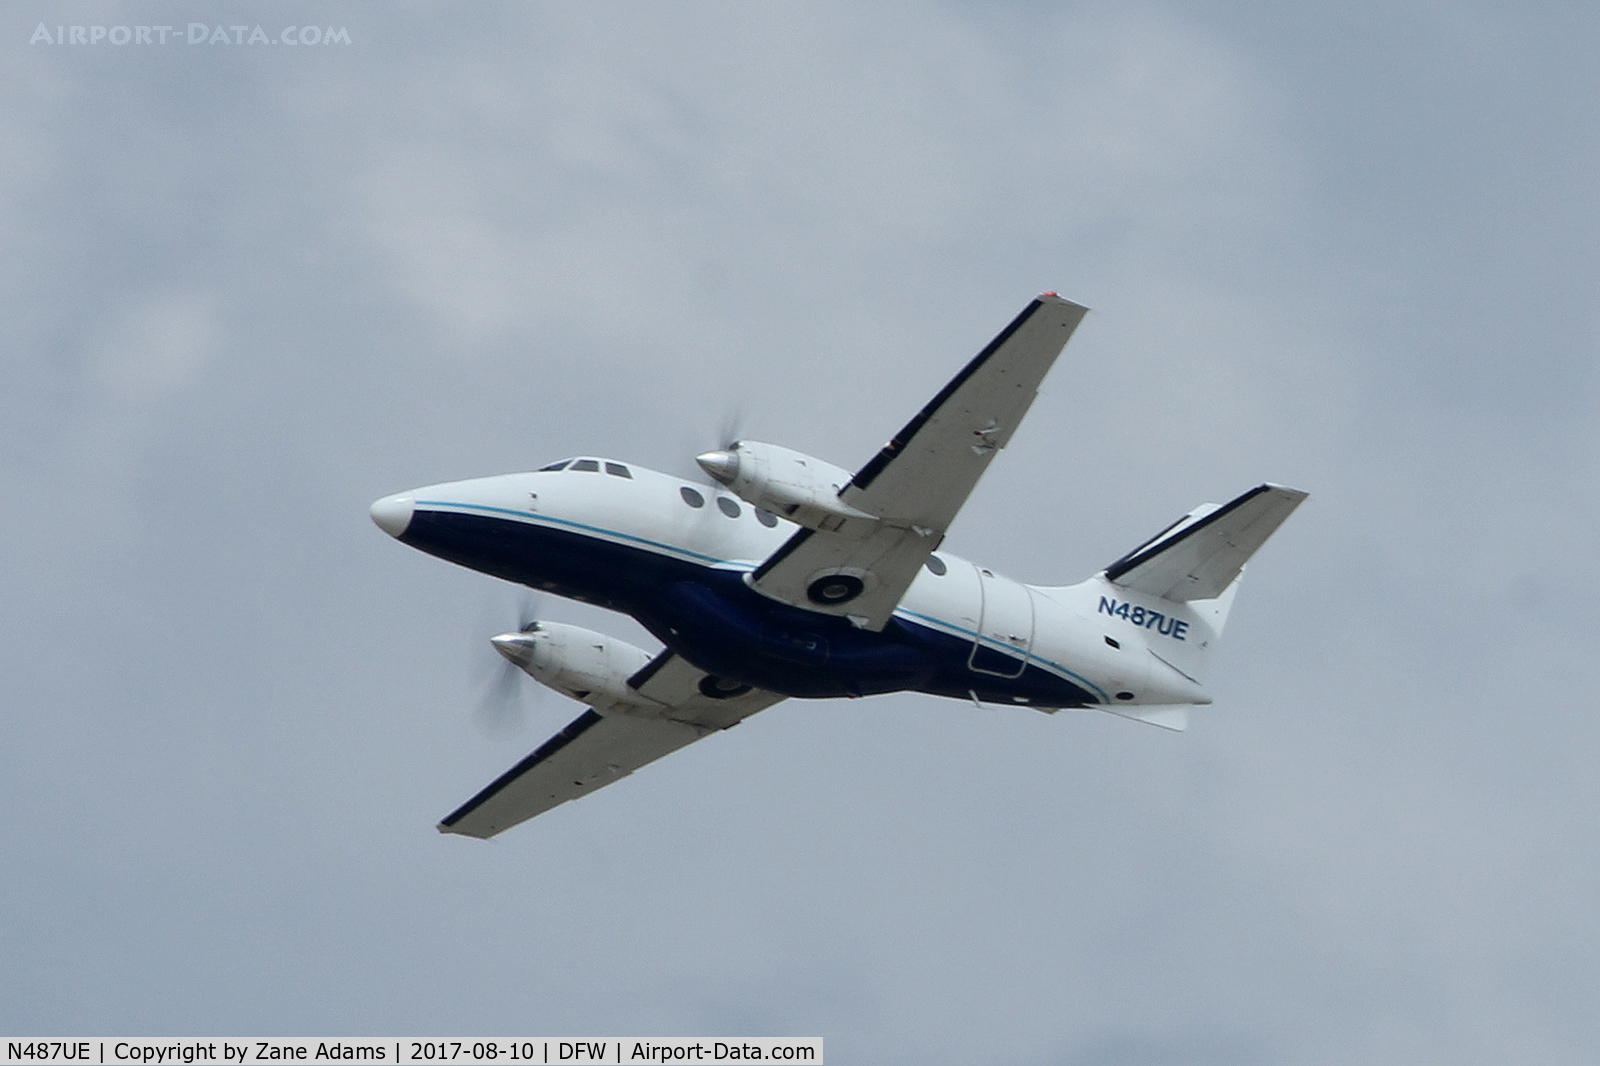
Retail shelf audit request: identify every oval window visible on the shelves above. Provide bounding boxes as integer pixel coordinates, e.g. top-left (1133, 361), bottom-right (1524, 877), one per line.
top-left (925, 554), bottom-right (947, 576)
top-left (755, 508), bottom-right (778, 528)
top-left (716, 496), bottom-right (741, 518)
top-left (680, 487), bottom-right (705, 508)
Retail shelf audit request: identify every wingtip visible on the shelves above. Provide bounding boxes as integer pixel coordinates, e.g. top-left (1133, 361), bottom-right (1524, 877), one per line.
top-left (1262, 482), bottom-right (1310, 502)
top-left (438, 821), bottom-right (495, 839)
top-left (1036, 291), bottom-right (1091, 315)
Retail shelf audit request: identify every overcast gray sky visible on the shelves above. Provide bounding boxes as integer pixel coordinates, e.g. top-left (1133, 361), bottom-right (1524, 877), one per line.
top-left (4, 2), bottom-right (1599, 1062)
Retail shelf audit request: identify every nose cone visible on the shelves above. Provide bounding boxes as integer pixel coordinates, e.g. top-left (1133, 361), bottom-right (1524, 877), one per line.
top-left (490, 632), bottom-right (537, 670)
top-left (369, 493), bottom-right (415, 538)
top-left (696, 449), bottom-right (740, 485)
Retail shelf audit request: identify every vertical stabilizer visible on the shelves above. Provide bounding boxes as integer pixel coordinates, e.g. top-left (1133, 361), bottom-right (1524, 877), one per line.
top-left (1059, 484), bottom-right (1305, 711)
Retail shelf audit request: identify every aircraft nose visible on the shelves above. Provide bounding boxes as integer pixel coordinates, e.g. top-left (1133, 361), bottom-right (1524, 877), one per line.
top-left (369, 493), bottom-right (415, 538)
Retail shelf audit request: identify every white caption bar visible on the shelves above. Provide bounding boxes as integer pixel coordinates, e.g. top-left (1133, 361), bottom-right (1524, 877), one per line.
top-left (2, 1041), bottom-right (822, 1066)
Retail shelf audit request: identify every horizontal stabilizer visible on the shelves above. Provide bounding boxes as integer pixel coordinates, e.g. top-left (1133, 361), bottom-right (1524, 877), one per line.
top-left (1102, 705), bottom-right (1189, 731)
top-left (1104, 484), bottom-right (1307, 602)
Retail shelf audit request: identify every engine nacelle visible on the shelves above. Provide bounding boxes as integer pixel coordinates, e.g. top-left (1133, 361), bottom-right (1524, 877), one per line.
top-left (696, 441), bottom-right (877, 534)
top-left (491, 622), bottom-right (658, 715)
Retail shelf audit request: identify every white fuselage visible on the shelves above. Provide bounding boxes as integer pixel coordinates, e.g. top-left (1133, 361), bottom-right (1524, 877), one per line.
top-left (382, 459), bottom-right (1217, 711)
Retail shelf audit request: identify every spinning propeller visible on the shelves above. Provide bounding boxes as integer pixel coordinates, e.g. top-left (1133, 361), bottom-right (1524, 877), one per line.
top-left (675, 403), bottom-right (748, 481)
top-left (473, 593), bottom-right (542, 737)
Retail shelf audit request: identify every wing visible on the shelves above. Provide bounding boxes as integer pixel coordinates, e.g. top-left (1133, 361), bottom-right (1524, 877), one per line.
top-left (438, 652), bottom-right (785, 838)
top-left (749, 294), bottom-right (1088, 629)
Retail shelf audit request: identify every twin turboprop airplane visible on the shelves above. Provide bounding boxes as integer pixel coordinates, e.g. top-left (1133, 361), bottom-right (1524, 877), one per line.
top-left (371, 294), bottom-right (1306, 839)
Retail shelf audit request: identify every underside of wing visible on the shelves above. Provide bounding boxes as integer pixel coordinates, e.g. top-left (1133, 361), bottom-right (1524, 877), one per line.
top-left (438, 652), bottom-right (784, 839)
top-left (436, 710), bottom-right (702, 839)
top-left (623, 648), bottom-right (787, 729)
top-left (748, 523), bottom-right (933, 631)
top-left (748, 294), bottom-right (1088, 629)
top-left (842, 294), bottom-right (1088, 526)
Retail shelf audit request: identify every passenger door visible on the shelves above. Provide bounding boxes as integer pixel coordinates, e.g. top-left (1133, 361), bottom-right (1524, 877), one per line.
top-left (968, 566), bottom-right (1034, 678)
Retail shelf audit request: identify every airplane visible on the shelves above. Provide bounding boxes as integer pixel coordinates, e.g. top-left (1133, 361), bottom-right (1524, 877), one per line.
top-left (370, 293), bottom-right (1306, 839)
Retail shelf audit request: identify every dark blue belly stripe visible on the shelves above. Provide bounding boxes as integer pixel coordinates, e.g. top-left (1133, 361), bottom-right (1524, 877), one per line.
top-left (401, 508), bottom-right (1098, 708)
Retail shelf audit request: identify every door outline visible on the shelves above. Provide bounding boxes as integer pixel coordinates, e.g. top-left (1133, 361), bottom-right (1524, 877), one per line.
top-left (968, 566), bottom-right (1035, 678)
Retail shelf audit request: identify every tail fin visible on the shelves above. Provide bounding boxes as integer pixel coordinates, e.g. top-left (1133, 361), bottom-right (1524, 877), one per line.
top-left (1104, 483), bottom-right (1307, 627)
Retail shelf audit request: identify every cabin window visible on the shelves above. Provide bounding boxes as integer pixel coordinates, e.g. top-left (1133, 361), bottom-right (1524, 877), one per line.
top-left (755, 508), bottom-right (778, 528)
top-left (925, 554), bottom-right (947, 576)
top-left (604, 462), bottom-right (632, 479)
top-left (570, 459), bottom-right (600, 472)
top-left (680, 487), bottom-right (705, 508)
top-left (716, 496), bottom-right (741, 518)
top-left (537, 460), bottom-right (571, 472)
